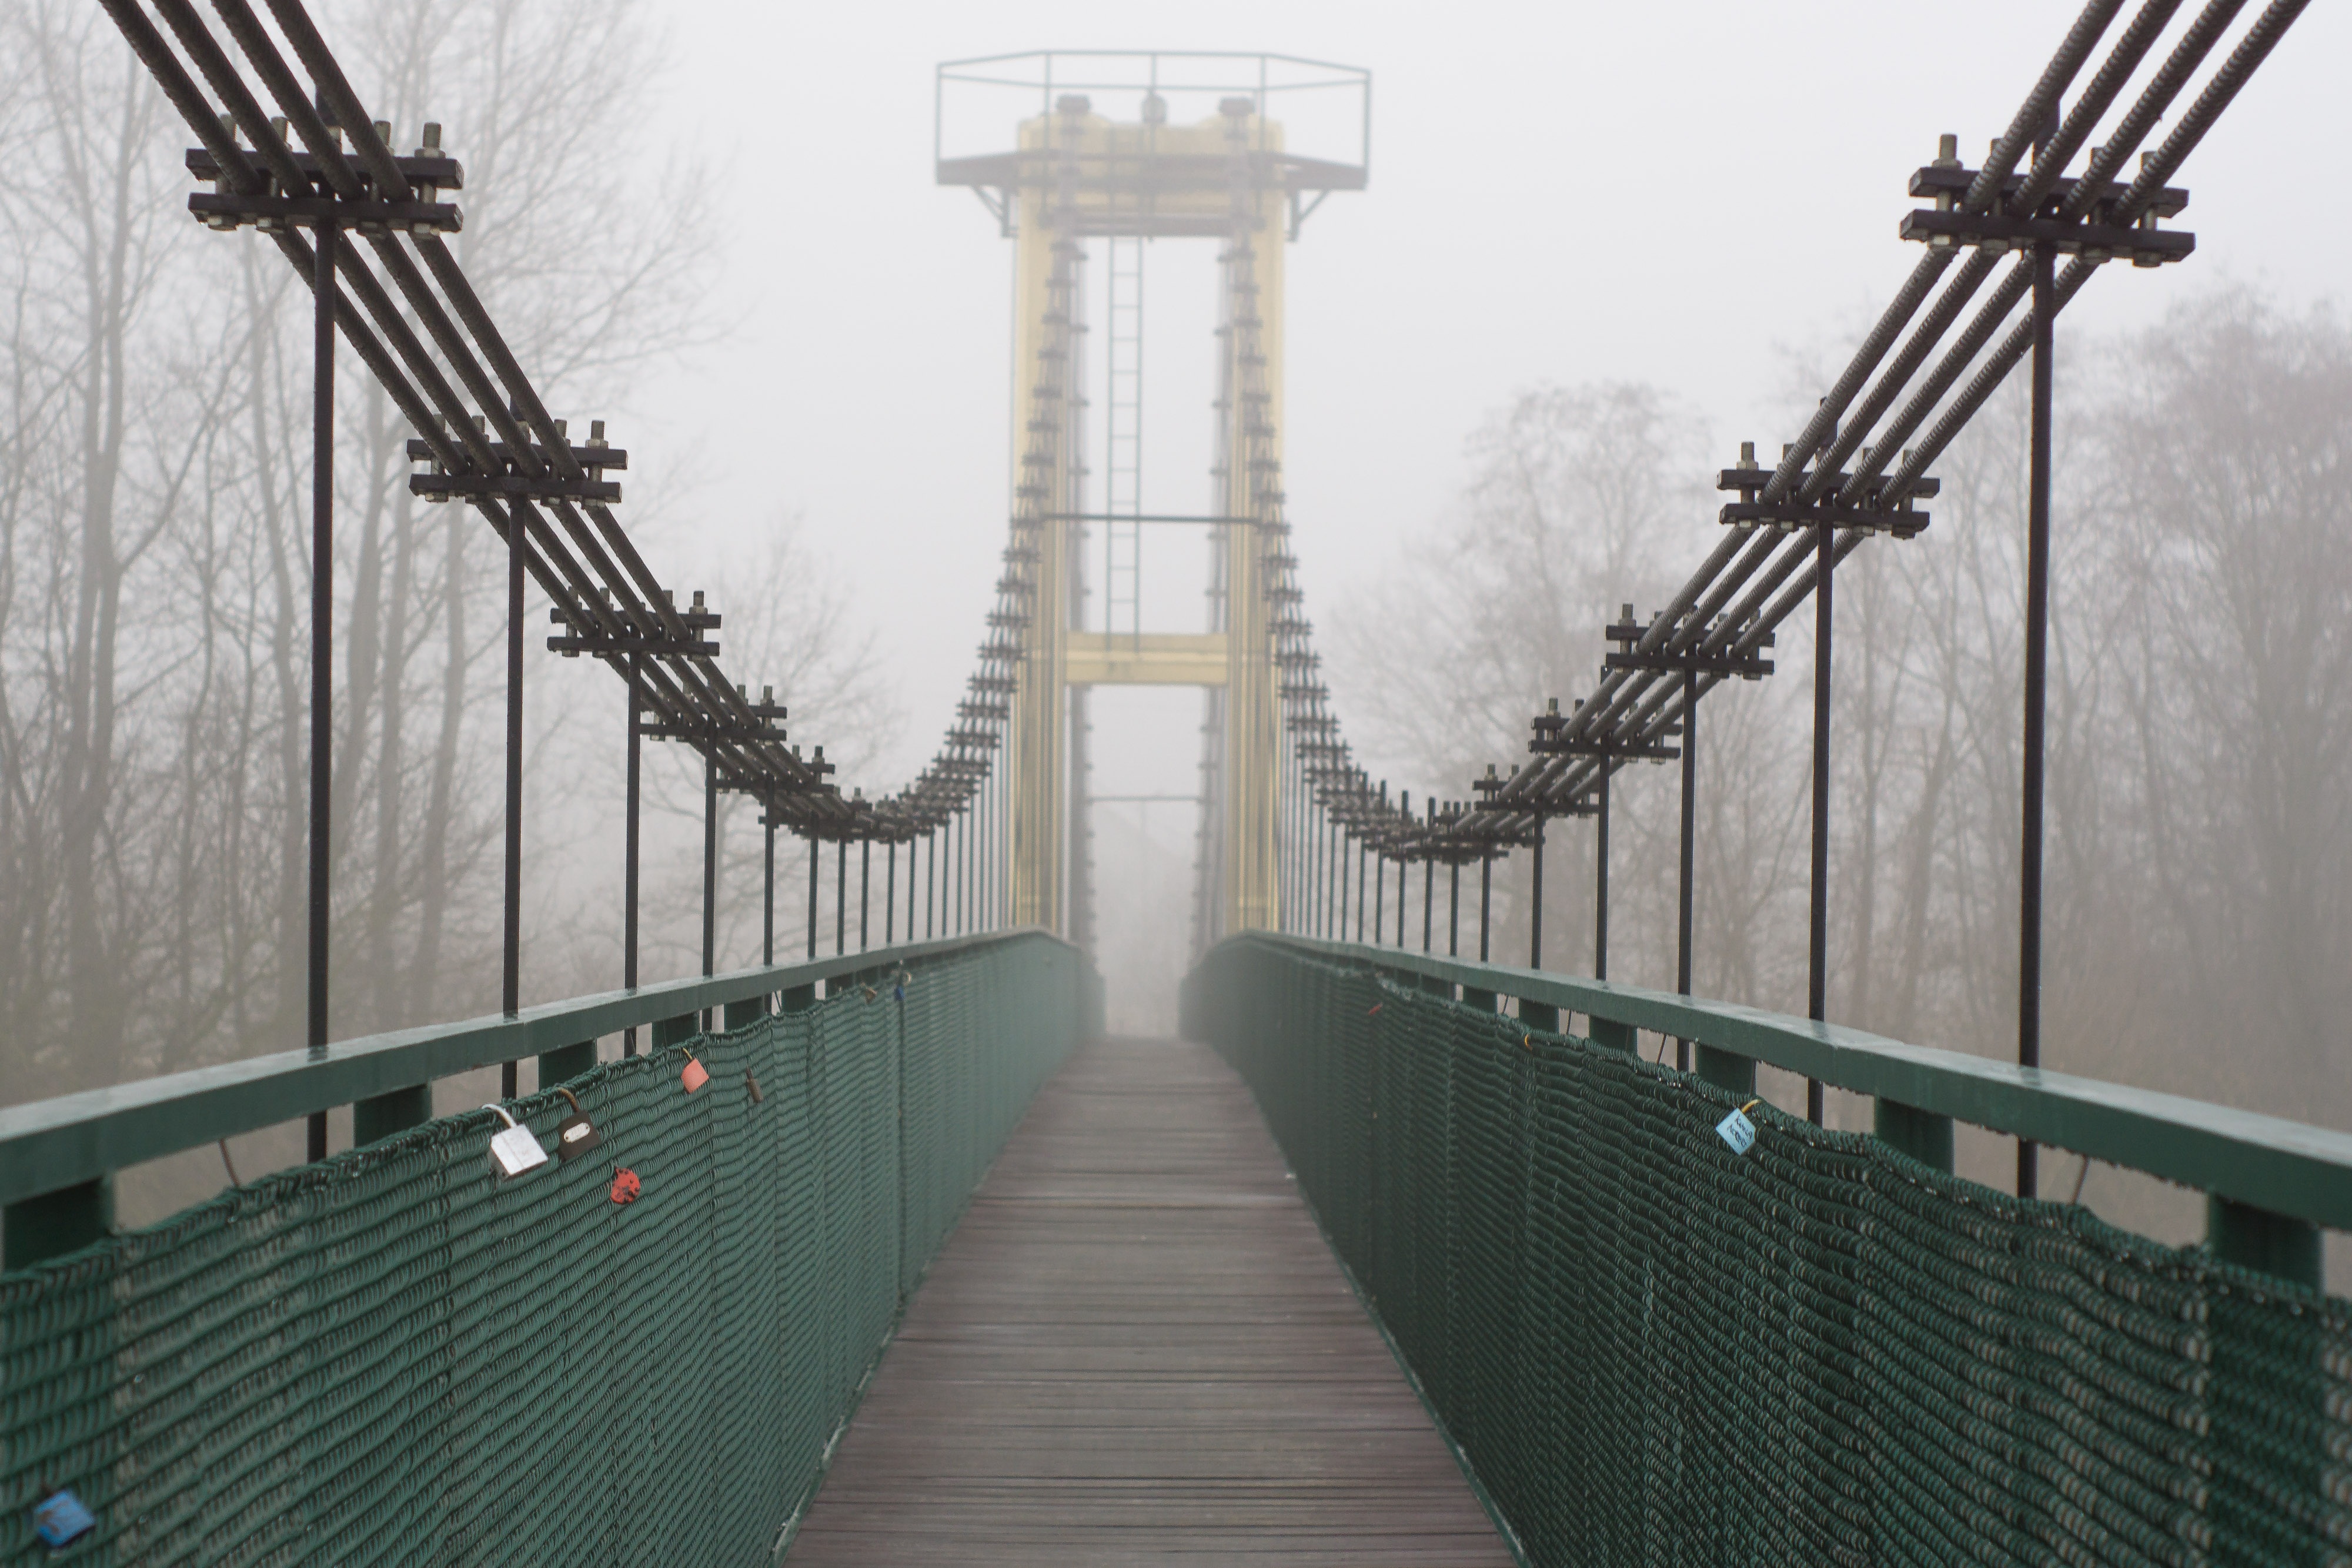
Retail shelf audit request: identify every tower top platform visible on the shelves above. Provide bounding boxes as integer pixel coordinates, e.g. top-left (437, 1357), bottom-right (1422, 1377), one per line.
top-left (936, 51), bottom-right (1369, 239)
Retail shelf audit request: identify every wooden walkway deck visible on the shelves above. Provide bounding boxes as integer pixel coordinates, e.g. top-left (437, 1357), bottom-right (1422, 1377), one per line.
top-left (786, 1036), bottom-right (1514, 1566)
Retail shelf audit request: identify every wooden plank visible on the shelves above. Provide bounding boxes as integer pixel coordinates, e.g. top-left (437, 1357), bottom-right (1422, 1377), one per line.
top-left (787, 1037), bottom-right (1515, 1565)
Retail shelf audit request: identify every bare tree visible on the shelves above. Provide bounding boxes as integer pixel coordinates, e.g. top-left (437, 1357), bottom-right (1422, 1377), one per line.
top-left (2104, 293), bottom-right (2352, 1116)
top-left (0, 0), bottom-right (738, 1105)
top-left (1332, 295), bottom-right (2352, 1144)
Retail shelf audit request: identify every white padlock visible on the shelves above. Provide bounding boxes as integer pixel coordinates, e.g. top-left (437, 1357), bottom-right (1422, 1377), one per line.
top-left (483, 1105), bottom-right (549, 1178)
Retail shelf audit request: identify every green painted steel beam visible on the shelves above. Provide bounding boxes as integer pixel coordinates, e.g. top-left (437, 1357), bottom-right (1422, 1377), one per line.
top-left (353, 1084), bottom-right (432, 1146)
top-left (2, 1176), bottom-right (111, 1270)
top-left (2208, 1196), bottom-right (2321, 1289)
top-left (0, 930), bottom-right (1064, 1209)
top-left (536, 1042), bottom-right (597, 1090)
top-left (1589, 1017), bottom-right (1636, 1052)
top-left (1875, 1098), bottom-right (1955, 1172)
top-left (1236, 932), bottom-right (2352, 1235)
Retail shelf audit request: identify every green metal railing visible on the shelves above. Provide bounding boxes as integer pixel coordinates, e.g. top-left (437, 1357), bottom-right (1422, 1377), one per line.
top-left (1, 930), bottom-right (1097, 1565)
top-left (1186, 932), bottom-right (2352, 1567)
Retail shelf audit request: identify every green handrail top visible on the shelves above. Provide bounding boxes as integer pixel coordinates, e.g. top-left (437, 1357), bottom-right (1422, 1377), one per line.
top-left (1232, 931), bottom-right (2352, 1233)
top-left (0, 928), bottom-right (1070, 1209)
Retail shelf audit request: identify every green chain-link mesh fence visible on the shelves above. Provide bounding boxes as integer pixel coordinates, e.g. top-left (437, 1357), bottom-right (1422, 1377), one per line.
top-left (1186, 937), bottom-right (2352, 1567)
top-left (2, 934), bottom-right (1085, 1566)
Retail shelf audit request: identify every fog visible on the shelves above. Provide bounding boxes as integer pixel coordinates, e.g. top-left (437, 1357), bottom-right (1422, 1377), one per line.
top-left (623, 2), bottom-right (2352, 1034)
top-left (4, 0), bottom-right (2348, 1229)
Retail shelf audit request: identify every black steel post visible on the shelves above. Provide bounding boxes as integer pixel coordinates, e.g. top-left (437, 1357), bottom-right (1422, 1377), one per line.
top-left (763, 799), bottom-right (775, 968)
top-left (886, 840), bottom-right (897, 945)
top-left (1383, 851), bottom-right (1402, 950)
top-left (1678, 670), bottom-right (1698, 1073)
top-left (1448, 860), bottom-right (1460, 958)
top-left (624, 657), bottom-right (641, 1054)
top-left (1421, 857), bottom-right (1432, 954)
top-left (1394, 794), bottom-right (1406, 950)
top-left (1355, 840), bottom-right (1367, 944)
top-left (860, 837), bottom-right (870, 952)
top-left (701, 752), bottom-right (716, 979)
top-left (1479, 854), bottom-right (1492, 962)
top-left (1530, 816), bottom-right (1545, 969)
top-left (836, 839), bottom-right (847, 954)
top-left (1808, 514), bottom-right (1833, 1125)
top-left (501, 486), bottom-right (523, 1067)
top-left (806, 832), bottom-right (818, 961)
top-left (926, 830), bottom-right (936, 940)
top-left (1595, 754), bottom-right (1610, 982)
top-left (2019, 239), bottom-right (2057, 1200)
top-left (1309, 804), bottom-right (1324, 936)
top-left (908, 831), bottom-right (919, 941)
top-left (306, 217), bottom-right (335, 1161)
top-left (1373, 848), bottom-right (1385, 945)
top-left (1327, 815), bottom-right (1340, 938)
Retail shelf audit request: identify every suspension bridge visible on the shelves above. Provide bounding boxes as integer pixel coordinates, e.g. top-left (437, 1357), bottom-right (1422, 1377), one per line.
top-left (5, 2), bottom-right (2348, 1563)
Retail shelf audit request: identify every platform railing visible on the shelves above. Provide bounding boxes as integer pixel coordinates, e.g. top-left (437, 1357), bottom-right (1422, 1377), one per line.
top-left (1, 931), bottom-right (1097, 1564)
top-left (1, 928), bottom-right (1099, 1268)
top-left (1185, 932), bottom-right (2352, 1566)
top-left (1190, 931), bottom-right (2352, 1283)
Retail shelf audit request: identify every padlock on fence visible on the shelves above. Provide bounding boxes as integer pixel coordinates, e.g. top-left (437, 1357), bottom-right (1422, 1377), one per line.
top-left (552, 1087), bottom-right (600, 1162)
top-left (744, 1069), bottom-right (764, 1104)
top-left (680, 1054), bottom-right (710, 1094)
top-left (32, 1488), bottom-right (95, 1547)
top-left (482, 1105), bottom-right (549, 1178)
top-left (1716, 1100), bottom-right (1760, 1156)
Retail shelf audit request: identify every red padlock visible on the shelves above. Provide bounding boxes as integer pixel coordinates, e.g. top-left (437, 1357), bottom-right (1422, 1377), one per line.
top-left (609, 1168), bottom-right (641, 1205)
top-left (680, 1055), bottom-right (709, 1094)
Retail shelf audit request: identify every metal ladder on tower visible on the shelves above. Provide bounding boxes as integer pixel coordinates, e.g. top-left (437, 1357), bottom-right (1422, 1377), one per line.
top-left (1102, 232), bottom-right (1144, 644)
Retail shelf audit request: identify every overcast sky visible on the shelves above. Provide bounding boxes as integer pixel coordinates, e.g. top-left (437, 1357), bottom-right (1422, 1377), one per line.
top-left (619, 1), bottom-right (2348, 813)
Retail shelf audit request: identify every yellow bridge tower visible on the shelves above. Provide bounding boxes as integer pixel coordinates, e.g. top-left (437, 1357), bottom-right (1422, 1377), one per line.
top-left (937, 52), bottom-right (1369, 953)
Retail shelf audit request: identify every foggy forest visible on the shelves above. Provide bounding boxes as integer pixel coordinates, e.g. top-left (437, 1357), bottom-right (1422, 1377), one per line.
top-left (1, 0), bottom-right (2346, 1224)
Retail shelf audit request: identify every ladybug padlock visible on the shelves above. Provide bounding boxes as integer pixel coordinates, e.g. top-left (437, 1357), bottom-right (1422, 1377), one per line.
top-left (552, 1087), bottom-right (600, 1162)
top-left (609, 1167), bottom-right (642, 1205)
top-left (680, 1053), bottom-right (709, 1093)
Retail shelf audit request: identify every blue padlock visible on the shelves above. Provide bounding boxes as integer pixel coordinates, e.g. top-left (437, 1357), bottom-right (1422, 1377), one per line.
top-left (34, 1488), bottom-right (95, 1547)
